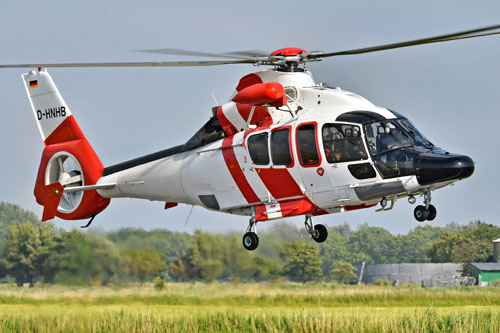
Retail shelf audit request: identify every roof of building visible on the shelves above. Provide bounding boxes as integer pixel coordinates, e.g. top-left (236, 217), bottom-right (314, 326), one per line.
top-left (471, 263), bottom-right (500, 271)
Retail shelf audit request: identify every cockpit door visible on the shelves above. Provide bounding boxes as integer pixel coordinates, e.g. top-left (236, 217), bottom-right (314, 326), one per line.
top-left (294, 122), bottom-right (337, 207)
top-left (320, 122), bottom-right (375, 206)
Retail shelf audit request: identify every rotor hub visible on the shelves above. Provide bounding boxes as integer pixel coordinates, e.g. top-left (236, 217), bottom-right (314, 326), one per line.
top-left (270, 47), bottom-right (308, 57)
top-left (269, 48), bottom-right (309, 71)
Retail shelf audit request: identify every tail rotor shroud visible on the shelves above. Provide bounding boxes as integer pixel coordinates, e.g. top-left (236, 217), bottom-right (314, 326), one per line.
top-left (45, 152), bottom-right (84, 213)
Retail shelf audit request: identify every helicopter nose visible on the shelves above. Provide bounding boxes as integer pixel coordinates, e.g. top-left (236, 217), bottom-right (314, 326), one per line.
top-left (416, 153), bottom-right (474, 186)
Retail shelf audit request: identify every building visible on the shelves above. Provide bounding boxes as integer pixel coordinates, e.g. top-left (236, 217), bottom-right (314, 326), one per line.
top-left (471, 263), bottom-right (500, 286)
top-left (357, 263), bottom-right (475, 287)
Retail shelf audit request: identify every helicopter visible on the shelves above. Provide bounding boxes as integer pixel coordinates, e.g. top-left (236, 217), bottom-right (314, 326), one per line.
top-left (1, 25), bottom-right (498, 250)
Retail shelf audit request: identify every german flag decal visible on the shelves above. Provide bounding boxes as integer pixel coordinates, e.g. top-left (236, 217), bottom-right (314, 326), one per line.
top-left (29, 80), bottom-right (38, 88)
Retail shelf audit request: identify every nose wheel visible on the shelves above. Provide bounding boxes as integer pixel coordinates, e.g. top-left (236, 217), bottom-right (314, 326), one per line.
top-left (414, 204), bottom-right (437, 222)
top-left (411, 190), bottom-right (437, 222)
top-left (305, 216), bottom-right (328, 243)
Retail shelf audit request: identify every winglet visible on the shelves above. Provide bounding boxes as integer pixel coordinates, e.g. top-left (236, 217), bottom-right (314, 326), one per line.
top-left (41, 182), bottom-right (64, 221)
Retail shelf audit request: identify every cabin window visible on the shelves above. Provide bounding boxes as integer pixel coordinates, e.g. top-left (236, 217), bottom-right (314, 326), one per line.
top-left (297, 124), bottom-right (320, 165)
top-left (248, 132), bottom-right (269, 165)
top-left (322, 123), bottom-right (367, 163)
top-left (271, 128), bottom-right (292, 166)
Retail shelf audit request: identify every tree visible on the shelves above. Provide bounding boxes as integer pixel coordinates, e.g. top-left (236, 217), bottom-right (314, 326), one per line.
top-left (223, 233), bottom-right (252, 282)
top-left (169, 258), bottom-right (189, 281)
top-left (330, 261), bottom-right (357, 284)
top-left (170, 231), bottom-right (225, 282)
top-left (280, 242), bottom-right (322, 283)
top-left (247, 256), bottom-right (282, 281)
top-left (331, 222), bottom-right (354, 237)
top-left (347, 225), bottom-right (397, 264)
top-left (43, 230), bottom-right (124, 285)
top-left (1, 222), bottom-right (55, 286)
top-left (127, 249), bottom-right (167, 284)
top-left (320, 229), bottom-right (351, 275)
top-left (393, 225), bottom-right (445, 263)
top-left (107, 228), bottom-right (192, 266)
top-left (428, 221), bottom-right (500, 264)
top-left (0, 202), bottom-right (39, 253)
top-left (256, 222), bottom-right (308, 261)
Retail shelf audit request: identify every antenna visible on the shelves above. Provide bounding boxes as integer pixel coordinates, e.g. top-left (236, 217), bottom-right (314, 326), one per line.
top-left (211, 91), bottom-right (219, 105)
top-left (184, 205), bottom-right (194, 227)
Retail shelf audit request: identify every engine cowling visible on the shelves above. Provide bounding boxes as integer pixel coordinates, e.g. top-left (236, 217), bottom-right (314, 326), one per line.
top-left (232, 82), bottom-right (287, 107)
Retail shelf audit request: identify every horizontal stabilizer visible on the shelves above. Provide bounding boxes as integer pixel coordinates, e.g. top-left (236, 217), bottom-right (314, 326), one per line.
top-left (64, 183), bottom-right (116, 193)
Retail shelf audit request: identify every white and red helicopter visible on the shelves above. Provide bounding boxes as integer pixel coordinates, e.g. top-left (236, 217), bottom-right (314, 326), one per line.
top-left (2, 25), bottom-right (498, 250)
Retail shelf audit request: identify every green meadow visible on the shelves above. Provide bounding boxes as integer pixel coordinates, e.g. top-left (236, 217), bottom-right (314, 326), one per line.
top-left (0, 283), bottom-right (499, 332)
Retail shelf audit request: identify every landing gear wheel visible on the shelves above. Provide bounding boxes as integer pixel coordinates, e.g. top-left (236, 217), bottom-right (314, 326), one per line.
top-left (312, 224), bottom-right (328, 243)
top-left (242, 232), bottom-right (259, 251)
top-left (426, 205), bottom-right (437, 221)
top-left (414, 205), bottom-right (429, 222)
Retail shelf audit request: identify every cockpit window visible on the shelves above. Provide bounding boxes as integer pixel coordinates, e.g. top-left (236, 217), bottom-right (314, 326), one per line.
top-left (322, 124), bottom-right (367, 163)
top-left (248, 132), bottom-right (269, 165)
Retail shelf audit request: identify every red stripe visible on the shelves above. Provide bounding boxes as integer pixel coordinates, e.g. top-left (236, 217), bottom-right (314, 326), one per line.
top-left (44, 115), bottom-right (85, 146)
top-left (312, 209), bottom-right (329, 216)
top-left (164, 202), bottom-right (178, 209)
top-left (254, 198), bottom-right (324, 221)
top-left (243, 126), bottom-right (270, 149)
top-left (222, 137), bottom-right (260, 203)
top-left (216, 106), bottom-right (238, 136)
top-left (279, 198), bottom-right (315, 217)
top-left (254, 204), bottom-right (267, 221)
top-left (236, 104), bottom-right (273, 126)
top-left (340, 203), bottom-right (377, 211)
top-left (255, 168), bottom-right (303, 199)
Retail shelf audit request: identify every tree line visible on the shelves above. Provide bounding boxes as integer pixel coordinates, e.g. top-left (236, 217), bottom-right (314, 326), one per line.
top-left (0, 202), bottom-right (498, 286)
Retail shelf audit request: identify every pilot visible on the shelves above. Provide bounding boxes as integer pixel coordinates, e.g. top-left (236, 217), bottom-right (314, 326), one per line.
top-left (324, 127), bottom-right (343, 162)
top-left (325, 141), bottom-right (341, 162)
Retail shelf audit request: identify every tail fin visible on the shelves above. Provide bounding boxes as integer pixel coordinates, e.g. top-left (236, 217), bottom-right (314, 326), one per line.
top-left (23, 69), bottom-right (110, 221)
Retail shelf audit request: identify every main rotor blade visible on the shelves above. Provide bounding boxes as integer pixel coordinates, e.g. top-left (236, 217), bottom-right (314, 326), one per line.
top-left (224, 49), bottom-right (269, 58)
top-left (311, 24), bottom-right (500, 58)
top-left (137, 48), bottom-right (256, 60)
top-left (0, 59), bottom-right (255, 69)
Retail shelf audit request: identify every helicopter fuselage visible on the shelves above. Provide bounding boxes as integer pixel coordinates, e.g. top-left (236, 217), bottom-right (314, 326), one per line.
top-left (96, 69), bottom-right (474, 221)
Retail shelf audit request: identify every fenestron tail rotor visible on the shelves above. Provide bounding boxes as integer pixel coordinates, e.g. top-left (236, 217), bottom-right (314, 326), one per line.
top-left (46, 152), bottom-right (83, 213)
top-left (0, 24), bottom-right (499, 70)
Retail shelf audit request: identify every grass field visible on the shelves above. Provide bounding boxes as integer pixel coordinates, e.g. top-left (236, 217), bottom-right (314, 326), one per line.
top-left (0, 282), bottom-right (499, 332)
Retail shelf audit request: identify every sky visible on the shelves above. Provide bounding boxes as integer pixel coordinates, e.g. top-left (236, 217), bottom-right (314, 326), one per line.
top-left (0, 0), bottom-right (499, 235)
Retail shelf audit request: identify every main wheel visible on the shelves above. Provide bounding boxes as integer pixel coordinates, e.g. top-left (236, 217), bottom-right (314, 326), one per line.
top-left (242, 232), bottom-right (259, 251)
top-left (426, 204), bottom-right (437, 221)
top-left (312, 224), bottom-right (328, 243)
top-left (414, 205), bottom-right (429, 222)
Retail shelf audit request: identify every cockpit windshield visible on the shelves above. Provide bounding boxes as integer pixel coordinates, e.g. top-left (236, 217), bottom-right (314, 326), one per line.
top-left (395, 119), bottom-right (433, 148)
top-left (363, 117), bottom-right (434, 179)
top-left (364, 119), bottom-right (433, 155)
